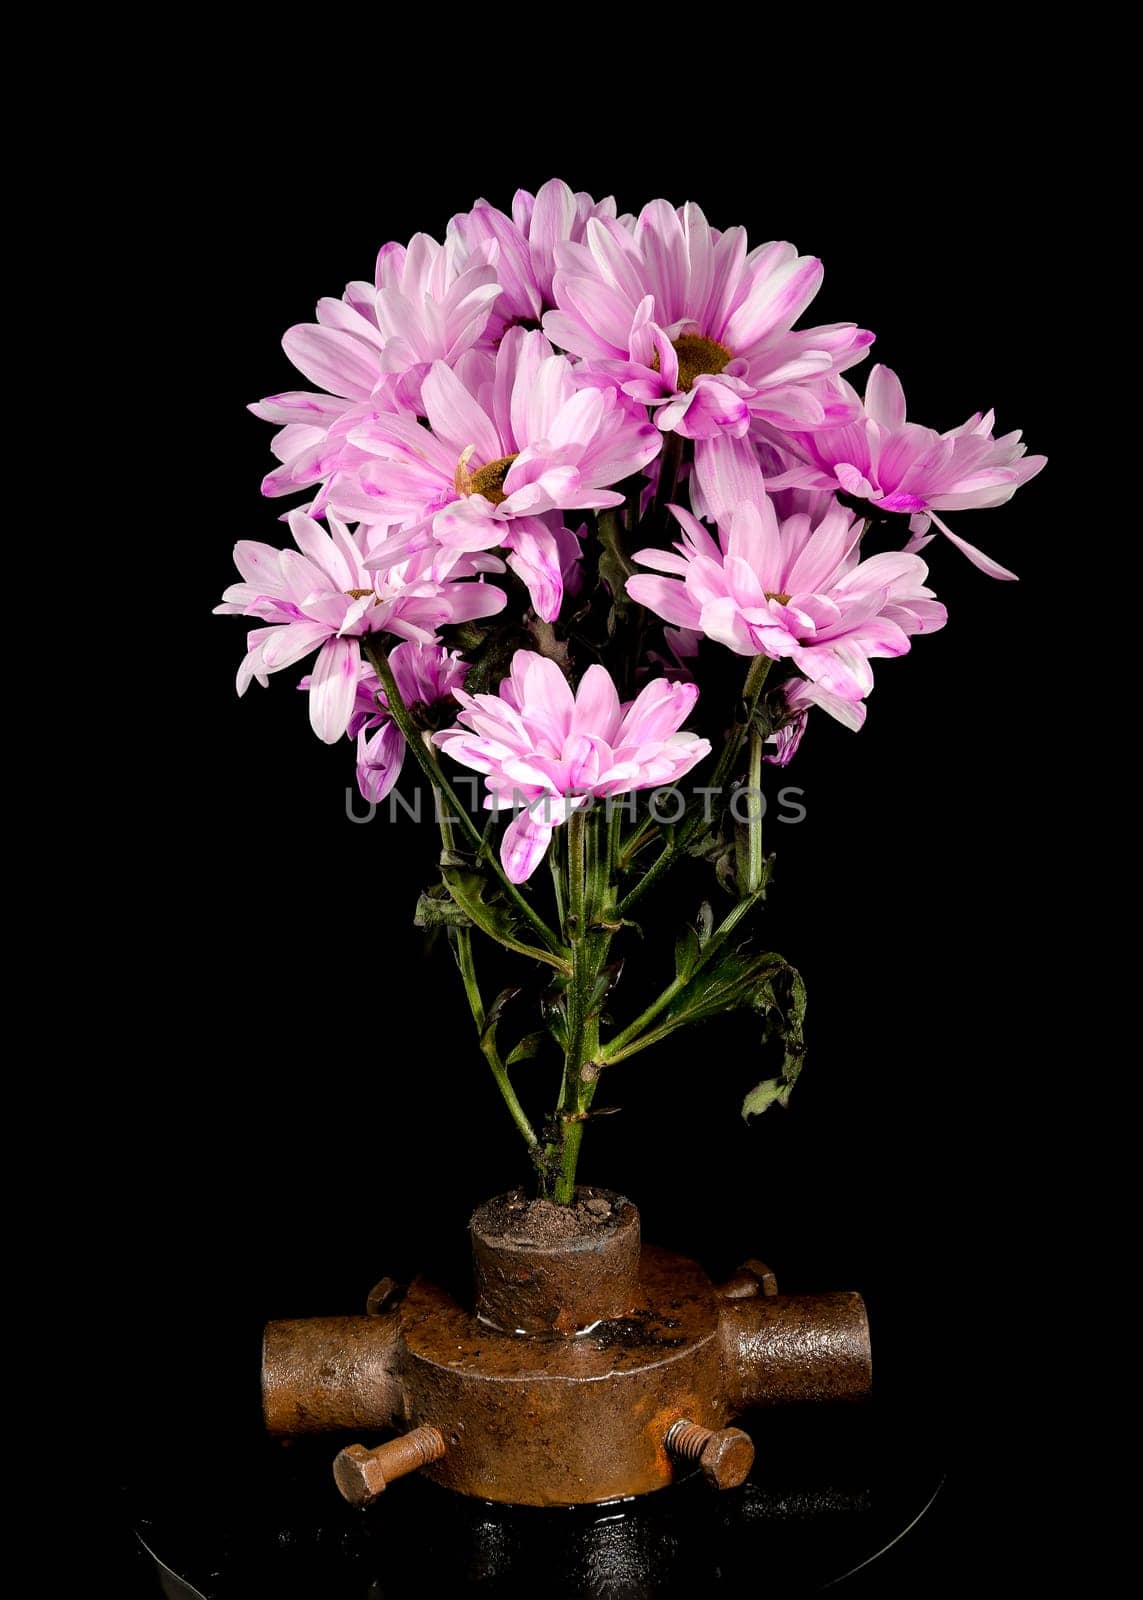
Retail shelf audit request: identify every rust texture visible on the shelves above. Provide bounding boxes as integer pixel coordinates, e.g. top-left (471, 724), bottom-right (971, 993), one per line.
top-left (718, 1290), bottom-right (872, 1411)
top-left (470, 1187), bottom-right (641, 1334)
top-left (332, 1425), bottom-right (446, 1507)
top-left (262, 1189), bottom-right (873, 1507)
top-left (262, 1314), bottom-right (404, 1437)
top-left (399, 1243), bottom-right (727, 1505)
top-left (665, 1419), bottom-right (755, 1490)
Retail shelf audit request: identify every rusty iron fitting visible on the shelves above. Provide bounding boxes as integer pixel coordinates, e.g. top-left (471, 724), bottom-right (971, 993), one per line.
top-left (718, 1290), bottom-right (872, 1411)
top-left (259, 1194), bottom-right (873, 1507)
top-left (333, 1425), bottom-right (447, 1507)
top-left (471, 1187), bottom-right (641, 1334)
top-left (665, 1419), bottom-right (755, 1490)
top-left (262, 1315), bottom-right (403, 1437)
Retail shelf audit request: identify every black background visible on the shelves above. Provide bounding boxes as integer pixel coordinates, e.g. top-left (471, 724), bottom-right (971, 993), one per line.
top-left (108, 89), bottom-right (1065, 1594)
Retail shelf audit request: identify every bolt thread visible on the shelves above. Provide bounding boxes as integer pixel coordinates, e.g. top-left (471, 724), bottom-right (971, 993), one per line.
top-left (666, 1420), bottom-right (711, 1461)
top-left (383, 1423), bottom-right (446, 1476)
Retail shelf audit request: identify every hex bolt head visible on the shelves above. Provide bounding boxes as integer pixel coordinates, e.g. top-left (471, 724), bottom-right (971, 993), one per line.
top-left (698, 1428), bottom-right (755, 1489)
top-left (332, 1424), bottom-right (447, 1508)
top-left (365, 1276), bottom-right (403, 1317)
top-left (665, 1418), bottom-right (755, 1490)
top-left (333, 1443), bottom-right (390, 1505)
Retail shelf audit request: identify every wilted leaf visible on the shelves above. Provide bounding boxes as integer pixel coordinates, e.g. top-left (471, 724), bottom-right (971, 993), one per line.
top-left (661, 946), bottom-right (790, 1030)
top-left (415, 886), bottom-right (473, 928)
top-left (742, 964), bottom-right (807, 1121)
top-left (442, 867), bottom-right (571, 972)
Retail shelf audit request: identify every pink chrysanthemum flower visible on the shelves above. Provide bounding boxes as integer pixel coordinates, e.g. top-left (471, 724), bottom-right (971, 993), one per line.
top-left (449, 179), bottom-right (619, 326)
top-left (346, 329), bottom-right (660, 621)
top-left (763, 677), bottom-right (867, 767)
top-left (543, 200), bottom-right (872, 440)
top-left (767, 365), bottom-right (1046, 579)
top-left (433, 651), bottom-right (711, 882)
top-left (249, 231), bottom-right (501, 506)
top-left (627, 493), bottom-right (945, 707)
top-left (214, 510), bottom-right (505, 743)
top-left (347, 644), bottom-right (469, 804)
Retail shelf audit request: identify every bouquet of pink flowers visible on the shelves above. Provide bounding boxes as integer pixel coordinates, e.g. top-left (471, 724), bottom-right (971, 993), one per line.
top-left (217, 182), bottom-right (1044, 1204)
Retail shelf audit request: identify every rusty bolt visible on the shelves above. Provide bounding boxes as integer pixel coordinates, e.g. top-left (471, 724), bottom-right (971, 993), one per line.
top-left (332, 1424), bottom-right (447, 1507)
top-left (365, 1276), bottom-right (403, 1317)
top-left (665, 1419), bottom-right (754, 1490)
top-left (718, 1259), bottom-right (779, 1301)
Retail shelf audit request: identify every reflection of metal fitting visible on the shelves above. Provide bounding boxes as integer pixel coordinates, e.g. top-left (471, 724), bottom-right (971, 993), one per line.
top-left (259, 1190), bottom-right (873, 1507)
top-left (333, 1426), bottom-right (447, 1507)
top-left (665, 1419), bottom-right (755, 1489)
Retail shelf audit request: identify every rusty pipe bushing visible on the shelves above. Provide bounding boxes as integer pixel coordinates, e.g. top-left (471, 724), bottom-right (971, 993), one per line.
top-left (471, 1187), bottom-right (641, 1334)
top-left (719, 1290), bottom-right (872, 1411)
top-left (262, 1314), bottom-right (404, 1437)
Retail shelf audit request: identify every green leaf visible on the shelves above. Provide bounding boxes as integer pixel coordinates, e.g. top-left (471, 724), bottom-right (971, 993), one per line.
top-left (540, 988), bottom-right (570, 1050)
top-left (685, 825), bottom-right (740, 897)
top-left (674, 925), bottom-right (700, 980)
top-left (479, 989), bottom-right (549, 1074)
top-left (674, 903), bottom-right (714, 980)
top-left (463, 636), bottom-right (522, 697)
top-left (441, 866), bottom-right (571, 973)
top-left (479, 987), bottom-right (521, 1057)
top-left (415, 887), bottom-right (473, 928)
top-left (597, 510), bottom-right (634, 633)
top-left (506, 1031), bottom-right (546, 1067)
top-left (662, 946), bottom-right (790, 1031)
top-left (586, 957), bottom-right (626, 1018)
top-left (449, 621), bottom-right (492, 653)
top-left (741, 1077), bottom-right (792, 1117)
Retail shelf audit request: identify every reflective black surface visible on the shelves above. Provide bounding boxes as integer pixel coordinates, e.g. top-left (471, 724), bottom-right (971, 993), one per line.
top-left (126, 1402), bottom-right (944, 1598)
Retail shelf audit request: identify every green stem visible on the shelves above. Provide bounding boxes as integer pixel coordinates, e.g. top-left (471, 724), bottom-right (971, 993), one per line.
top-left (616, 831), bottom-right (677, 917)
top-left (607, 800), bottom-right (624, 884)
top-left (617, 654), bottom-right (772, 917)
top-left (599, 882), bottom-right (769, 1066)
top-left (548, 844), bottom-right (566, 929)
top-left (550, 806), bottom-right (614, 1203)
top-left (745, 717), bottom-right (765, 895)
top-left (429, 742), bottom-right (539, 1155)
top-left (364, 642), bottom-right (564, 957)
top-left (709, 652), bottom-right (772, 794)
top-left (650, 430), bottom-right (685, 527)
top-left (454, 928), bottom-right (540, 1153)
top-left (616, 807), bottom-right (656, 869)
top-left (567, 805), bottom-right (587, 938)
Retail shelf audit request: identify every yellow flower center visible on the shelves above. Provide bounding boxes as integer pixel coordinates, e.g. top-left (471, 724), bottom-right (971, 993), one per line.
top-left (454, 448), bottom-right (520, 506)
top-left (765, 591), bottom-right (791, 605)
top-left (653, 332), bottom-right (734, 392)
top-left (345, 588), bottom-right (374, 601)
